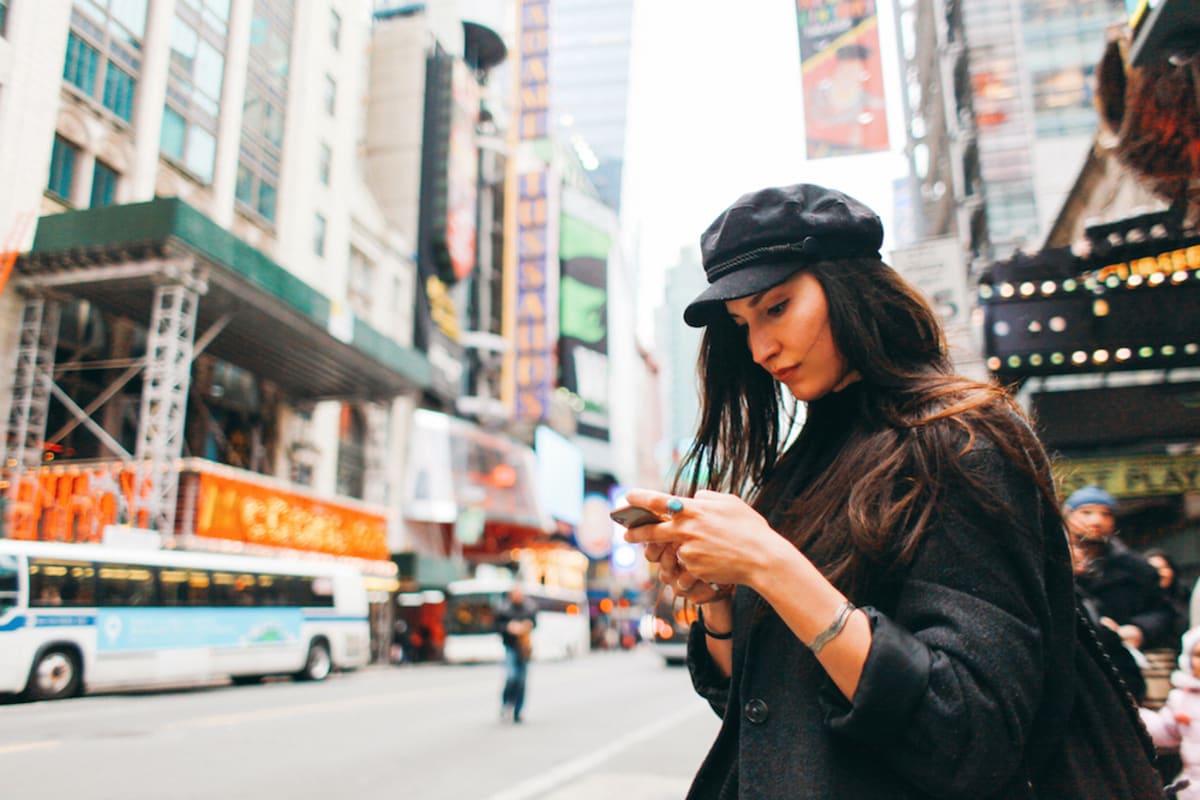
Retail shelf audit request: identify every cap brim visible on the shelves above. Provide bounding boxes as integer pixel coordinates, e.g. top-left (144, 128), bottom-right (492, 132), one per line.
top-left (682, 262), bottom-right (804, 327)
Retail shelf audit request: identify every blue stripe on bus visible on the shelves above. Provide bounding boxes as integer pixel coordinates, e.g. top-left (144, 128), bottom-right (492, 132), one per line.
top-left (36, 615), bottom-right (96, 627)
top-left (0, 615), bottom-right (97, 632)
top-left (302, 615), bottom-right (368, 623)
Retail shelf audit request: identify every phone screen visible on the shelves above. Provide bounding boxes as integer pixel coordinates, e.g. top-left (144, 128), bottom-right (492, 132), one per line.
top-left (610, 505), bottom-right (661, 528)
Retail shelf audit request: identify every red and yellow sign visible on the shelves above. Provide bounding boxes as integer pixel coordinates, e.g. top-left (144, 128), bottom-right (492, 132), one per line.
top-left (192, 467), bottom-right (387, 560)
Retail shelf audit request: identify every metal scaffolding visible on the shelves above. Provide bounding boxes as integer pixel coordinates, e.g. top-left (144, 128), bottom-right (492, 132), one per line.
top-left (3, 296), bottom-right (61, 471)
top-left (133, 276), bottom-right (202, 538)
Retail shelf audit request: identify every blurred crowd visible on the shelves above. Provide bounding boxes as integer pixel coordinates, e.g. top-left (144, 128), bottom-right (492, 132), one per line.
top-left (1065, 485), bottom-right (1199, 795)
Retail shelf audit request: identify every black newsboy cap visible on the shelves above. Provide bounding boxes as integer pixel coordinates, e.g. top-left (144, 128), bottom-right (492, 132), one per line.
top-left (683, 183), bottom-right (884, 327)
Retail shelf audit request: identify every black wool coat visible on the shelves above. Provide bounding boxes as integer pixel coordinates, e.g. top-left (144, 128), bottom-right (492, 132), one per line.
top-left (684, 396), bottom-right (1077, 799)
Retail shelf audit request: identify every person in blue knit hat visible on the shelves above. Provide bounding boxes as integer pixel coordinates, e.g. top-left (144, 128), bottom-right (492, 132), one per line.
top-left (1067, 484), bottom-right (1179, 698)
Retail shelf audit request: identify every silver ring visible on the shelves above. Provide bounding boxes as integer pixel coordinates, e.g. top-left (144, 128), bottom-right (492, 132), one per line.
top-left (709, 583), bottom-right (722, 593)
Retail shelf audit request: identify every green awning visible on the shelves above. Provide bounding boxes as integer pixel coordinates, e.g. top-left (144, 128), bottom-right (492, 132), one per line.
top-left (17, 198), bottom-right (431, 400)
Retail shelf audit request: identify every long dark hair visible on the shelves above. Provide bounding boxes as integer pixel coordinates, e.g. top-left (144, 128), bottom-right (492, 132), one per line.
top-left (673, 257), bottom-right (1061, 596)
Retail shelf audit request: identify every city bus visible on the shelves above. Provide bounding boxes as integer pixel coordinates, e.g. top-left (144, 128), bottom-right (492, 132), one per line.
top-left (443, 577), bottom-right (589, 664)
top-left (0, 539), bottom-right (371, 700)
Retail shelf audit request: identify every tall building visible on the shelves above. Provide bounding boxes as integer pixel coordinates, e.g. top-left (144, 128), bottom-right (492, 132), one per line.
top-left (964, 0), bottom-right (1126, 257)
top-left (0, 1), bottom-right (436, 658)
top-left (655, 246), bottom-right (705, 476)
top-left (548, 0), bottom-right (634, 212)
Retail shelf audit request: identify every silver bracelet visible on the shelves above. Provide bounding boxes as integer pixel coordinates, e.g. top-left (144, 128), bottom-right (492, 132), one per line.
top-left (808, 600), bottom-right (856, 655)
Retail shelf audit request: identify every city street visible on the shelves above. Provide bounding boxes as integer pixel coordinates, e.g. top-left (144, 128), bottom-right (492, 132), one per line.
top-left (0, 647), bottom-right (719, 800)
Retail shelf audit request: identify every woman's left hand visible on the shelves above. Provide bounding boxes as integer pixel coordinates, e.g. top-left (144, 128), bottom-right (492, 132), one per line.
top-left (621, 488), bottom-right (787, 593)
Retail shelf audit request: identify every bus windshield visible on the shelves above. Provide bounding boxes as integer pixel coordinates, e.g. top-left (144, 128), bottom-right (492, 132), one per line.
top-left (445, 592), bottom-right (498, 636)
top-left (0, 554), bottom-right (18, 614)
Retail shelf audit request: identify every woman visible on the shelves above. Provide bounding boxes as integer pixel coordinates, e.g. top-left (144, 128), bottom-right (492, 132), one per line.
top-left (621, 184), bottom-right (1081, 798)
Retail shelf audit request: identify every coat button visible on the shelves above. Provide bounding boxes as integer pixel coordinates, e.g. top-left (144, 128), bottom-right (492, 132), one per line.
top-left (744, 698), bottom-right (769, 724)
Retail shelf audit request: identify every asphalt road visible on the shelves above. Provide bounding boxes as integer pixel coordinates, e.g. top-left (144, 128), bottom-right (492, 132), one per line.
top-left (0, 647), bottom-right (720, 799)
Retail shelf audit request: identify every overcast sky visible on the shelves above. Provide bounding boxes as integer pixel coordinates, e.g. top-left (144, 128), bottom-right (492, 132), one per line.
top-left (621, 0), bottom-right (910, 342)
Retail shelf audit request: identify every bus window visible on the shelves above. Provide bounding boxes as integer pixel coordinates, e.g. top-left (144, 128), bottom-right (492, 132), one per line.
top-left (257, 573), bottom-right (283, 606)
top-left (0, 555), bottom-right (18, 613)
top-left (186, 570), bottom-right (211, 606)
top-left (232, 573), bottom-right (256, 605)
top-left (97, 565), bottom-right (156, 607)
top-left (535, 597), bottom-right (570, 615)
top-left (309, 576), bottom-right (335, 607)
top-left (159, 569), bottom-right (212, 606)
top-left (445, 593), bottom-right (497, 635)
top-left (30, 560), bottom-right (96, 607)
top-left (210, 571), bottom-right (239, 606)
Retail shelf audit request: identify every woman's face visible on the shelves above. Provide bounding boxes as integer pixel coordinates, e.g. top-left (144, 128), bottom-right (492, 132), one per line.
top-left (724, 271), bottom-right (858, 402)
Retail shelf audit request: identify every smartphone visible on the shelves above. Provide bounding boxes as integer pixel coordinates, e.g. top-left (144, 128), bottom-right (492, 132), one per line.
top-left (610, 505), bottom-right (662, 528)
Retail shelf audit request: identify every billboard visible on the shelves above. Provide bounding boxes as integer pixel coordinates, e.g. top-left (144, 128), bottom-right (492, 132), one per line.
top-left (427, 53), bottom-right (481, 284)
top-left (796, 0), bottom-right (890, 158)
top-left (559, 215), bottom-right (610, 440)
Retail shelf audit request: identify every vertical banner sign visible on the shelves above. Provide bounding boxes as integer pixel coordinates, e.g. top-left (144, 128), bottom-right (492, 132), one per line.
top-left (795, 1), bottom-right (890, 159)
top-left (441, 60), bottom-right (481, 282)
top-left (506, 0), bottom-right (556, 423)
top-left (515, 170), bottom-right (553, 420)
top-left (518, 0), bottom-right (550, 140)
top-left (558, 215), bottom-right (610, 440)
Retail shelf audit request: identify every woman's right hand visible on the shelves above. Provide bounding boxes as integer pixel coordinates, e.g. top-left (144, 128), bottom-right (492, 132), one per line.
top-left (622, 489), bottom-right (790, 593)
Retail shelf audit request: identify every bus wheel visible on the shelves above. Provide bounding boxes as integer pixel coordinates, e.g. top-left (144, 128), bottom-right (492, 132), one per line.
top-left (28, 648), bottom-right (82, 701)
top-left (297, 640), bottom-right (332, 682)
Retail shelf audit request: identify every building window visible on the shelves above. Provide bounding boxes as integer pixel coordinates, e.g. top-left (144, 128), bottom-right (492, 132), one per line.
top-left (91, 160), bottom-right (119, 207)
top-left (318, 141), bottom-right (331, 185)
top-left (103, 63), bottom-right (136, 122)
top-left (48, 136), bottom-right (78, 201)
top-left (330, 9), bottom-right (341, 49)
top-left (64, 2), bottom-right (147, 124)
top-left (348, 248), bottom-right (374, 316)
top-left (159, 105), bottom-right (215, 183)
top-left (237, 0), bottom-right (292, 228)
top-left (324, 74), bottom-right (336, 115)
top-left (313, 213), bottom-right (326, 256)
top-left (160, 106), bottom-right (187, 160)
top-left (163, 4), bottom-right (227, 184)
top-left (64, 32), bottom-right (100, 95)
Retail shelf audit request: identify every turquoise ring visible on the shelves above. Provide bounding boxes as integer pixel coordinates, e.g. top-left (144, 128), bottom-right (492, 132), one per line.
top-left (666, 497), bottom-right (684, 514)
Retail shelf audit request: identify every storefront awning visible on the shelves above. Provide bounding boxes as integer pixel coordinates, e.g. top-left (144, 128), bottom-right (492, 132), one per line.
top-left (14, 198), bottom-right (431, 401)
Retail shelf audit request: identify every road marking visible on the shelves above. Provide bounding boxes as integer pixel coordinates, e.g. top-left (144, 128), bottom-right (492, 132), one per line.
top-left (0, 740), bottom-right (61, 755)
top-left (483, 703), bottom-right (709, 800)
top-left (170, 682), bottom-right (482, 729)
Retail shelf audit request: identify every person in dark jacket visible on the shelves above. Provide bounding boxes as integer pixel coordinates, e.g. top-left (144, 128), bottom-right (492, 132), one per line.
top-left (618, 184), bottom-right (1082, 799)
top-left (1145, 548), bottom-right (1190, 647)
top-left (494, 584), bottom-right (537, 723)
top-left (1067, 486), bottom-right (1177, 655)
